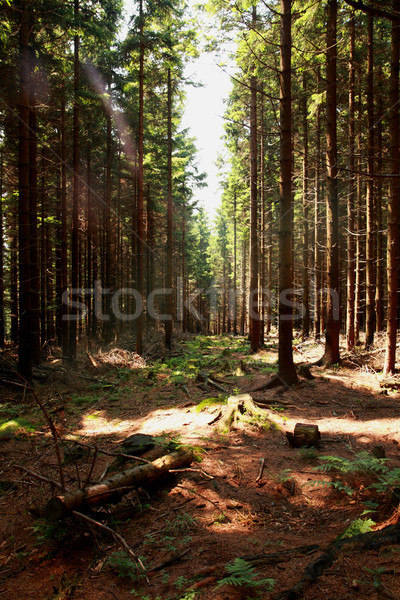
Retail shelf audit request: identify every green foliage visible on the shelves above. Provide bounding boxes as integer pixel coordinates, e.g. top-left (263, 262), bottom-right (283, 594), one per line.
top-left (107, 551), bottom-right (141, 581)
top-left (298, 447), bottom-right (318, 462)
top-left (215, 558), bottom-right (274, 593)
top-left (0, 417), bottom-right (37, 434)
top-left (32, 520), bottom-right (69, 545)
top-left (315, 452), bottom-right (387, 477)
top-left (164, 512), bottom-right (198, 534)
top-left (337, 518), bottom-right (375, 540)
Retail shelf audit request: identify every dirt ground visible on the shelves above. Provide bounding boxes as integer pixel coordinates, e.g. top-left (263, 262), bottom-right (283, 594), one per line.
top-left (1, 333), bottom-right (400, 600)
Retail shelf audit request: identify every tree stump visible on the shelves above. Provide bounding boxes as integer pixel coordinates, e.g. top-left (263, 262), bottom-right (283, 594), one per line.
top-left (286, 423), bottom-right (320, 448)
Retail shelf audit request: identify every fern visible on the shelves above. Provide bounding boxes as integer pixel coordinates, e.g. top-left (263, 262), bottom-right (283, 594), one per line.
top-left (215, 558), bottom-right (274, 591)
top-left (337, 518), bottom-right (375, 540)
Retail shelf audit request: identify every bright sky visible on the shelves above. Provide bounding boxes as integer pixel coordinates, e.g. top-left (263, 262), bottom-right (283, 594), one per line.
top-left (181, 56), bottom-right (232, 219)
top-left (122, 0), bottom-right (233, 221)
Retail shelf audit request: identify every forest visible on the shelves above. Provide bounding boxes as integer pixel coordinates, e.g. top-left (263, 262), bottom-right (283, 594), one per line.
top-left (1, 0), bottom-right (400, 599)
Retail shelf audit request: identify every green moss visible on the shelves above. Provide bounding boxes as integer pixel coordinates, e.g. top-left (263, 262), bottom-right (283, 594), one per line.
top-left (194, 396), bottom-right (227, 412)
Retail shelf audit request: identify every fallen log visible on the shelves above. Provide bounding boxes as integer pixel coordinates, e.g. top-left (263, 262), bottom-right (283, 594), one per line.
top-left (44, 448), bottom-right (193, 522)
top-left (274, 523), bottom-right (400, 600)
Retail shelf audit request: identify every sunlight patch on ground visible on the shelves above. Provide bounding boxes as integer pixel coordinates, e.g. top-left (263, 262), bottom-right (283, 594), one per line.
top-left (74, 406), bottom-right (219, 440)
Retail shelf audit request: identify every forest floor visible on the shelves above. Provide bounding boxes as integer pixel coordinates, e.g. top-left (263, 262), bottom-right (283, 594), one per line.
top-left (1, 332), bottom-right (400, 600)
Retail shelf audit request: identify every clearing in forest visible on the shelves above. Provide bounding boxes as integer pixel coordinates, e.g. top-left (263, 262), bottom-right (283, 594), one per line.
top-left (1, 334), bottom-right (400, 600)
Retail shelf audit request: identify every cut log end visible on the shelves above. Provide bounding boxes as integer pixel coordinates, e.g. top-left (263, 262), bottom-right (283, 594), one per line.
top-left (287, 423), bottom-right (321, 448)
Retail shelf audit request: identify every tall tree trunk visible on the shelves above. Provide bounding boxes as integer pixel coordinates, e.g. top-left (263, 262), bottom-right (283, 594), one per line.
top-left (354, 86), bottom-right (363, 344)
top-left (104, 108), bottom-right (115, 343)
top-left (241, 231), bottom-right (246, 337)
top-left (322, 0), bottom-right (340, 366)
top-left (249, 5), bottom-right (260, 353)
top-left (165, 68), bottom-right (173, 349)
top-left (0, 153), bottom-right (4, 348)
top-left (259, 94), bottom-right (265, 346)
top-left (233, 192), bottom-right (237, 335)
top-left (314, 74), bottom-right (322, 340)
top-left (28, 40), bottom-right (40, 364)
top-left (136, 0), bottom-right (145, 355)
top-left (365, 14), bottom-right (375, 347)
top-left (301, 73), bottom-right (310, 339)
top-left (69, 0), bottom-right (80, 359)
top-left (384, 0), bottom-right (400, 375)
top-left (278, 0), bottom-right (297, 384)
top-left (346, 13), bottom-right (356, 351)
top-left (375, 77), bottom-right (384, 332)
top-left (18, 2), bottom-right (33, 381)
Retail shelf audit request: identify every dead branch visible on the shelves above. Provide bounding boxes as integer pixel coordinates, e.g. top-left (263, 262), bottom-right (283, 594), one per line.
top-left (240, 543), bottom-right (320, 565)
top-left (149, 547), bottom-right (190, 572)
top-left (72, 510), bottom-right (148, 581)
top-left (176, 484), bottom-right (229, 521)
top-left (13, 465), bottom-right (70, 492)
top-left (274, 523), bottom-right (400, 600)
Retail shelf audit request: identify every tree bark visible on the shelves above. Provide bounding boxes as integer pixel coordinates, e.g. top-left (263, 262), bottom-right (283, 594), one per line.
top-left (346, 13), bottom-right (356, 351)
top-left (45, 449), bottom-right (193, 521)
top-left (69, 0), bottom-right (80, 360)
top-left (249, 5), bottom-right (260, 353)
top-left (278, 0), bottom-right (297, 385)
top-left (18, 2), bottom-right (33, 381)
top-left (384, 0), bottom-right (400, 375)
top-left (301, 73), bottom-right (310, 339)
top-left (136, 0), bottom-right (145, 355)
top-left (365, 14), bottom-right (375, 347)
top-left (323, 0), bottom-right (340, 366)
top-left (165, 67), bottom-right (173, 349)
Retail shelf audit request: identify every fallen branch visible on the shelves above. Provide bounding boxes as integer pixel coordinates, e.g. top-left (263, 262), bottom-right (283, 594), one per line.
top-left (274, 523), bottom-right (400, 600)
top-left (13, 465), bottom-right (70, 492)
top-left (256, 458), bottom-right (266, 482)
top-left (240, 543), bottom-right (320, 565)
top-left (45, 449), bottom-right (193, 521)
top-left (150, 548), bottom-right (190, 572)
top-left (176, 484), bottom-right (229, 521)
top-left (0, 358), bottom-right (66, 492)
top-left (72, 510), bottom-right (148, 582)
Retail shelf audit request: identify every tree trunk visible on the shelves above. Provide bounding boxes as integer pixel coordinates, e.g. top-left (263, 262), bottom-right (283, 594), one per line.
top-left (301, 73), bottom-right (310, 339)
top-left (165, 68), bottom-right (173, 349)
top-left (375, 73), bottom-right (384, 332)
top-left (365, 14), bottom-right (375, 347)
top-left (104, 107), bottom-right (115, 343)
top-left (18, 2), bottom-right (33, 381)
top-left (69, 0), bottom-right (80, 360)
top-left (346, 13), bottom-right (356, 351)
top-left (384, 0), bottom-right (400, 375)
top-left (136, 0), bottom-right (145, 355)
top-left (323, 0), bottom-right (340, 366)
top-left (0, 154), bottom-right (4, 348)
top-left (249, 5), bottom-right (260, 353)
top-left (278, 0), bottom-right (298, 385)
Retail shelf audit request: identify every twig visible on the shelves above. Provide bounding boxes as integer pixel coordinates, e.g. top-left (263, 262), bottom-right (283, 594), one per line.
top-left (149, 547), bottom-right (190, 572)
top-left (169, 467), bottom-right (214, 479)
top-left (176, 485), bottom-right (229, 520)
top-left (84, 447), bottom-right (98, 488)
top-left (0, 358), bottom-right (65, 492)
top-left (13, 465), bottom-right (70, 492)
top-left (256, 458), bottom-right (266, 482)
top-left (72, 510), bottom-right (149, 582)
